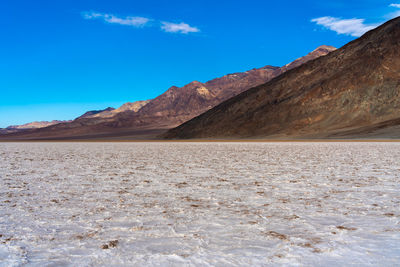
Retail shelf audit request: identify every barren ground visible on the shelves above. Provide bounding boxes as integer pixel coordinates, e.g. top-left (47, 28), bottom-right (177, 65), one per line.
top-left (0, 142), bottom-right (399, 266)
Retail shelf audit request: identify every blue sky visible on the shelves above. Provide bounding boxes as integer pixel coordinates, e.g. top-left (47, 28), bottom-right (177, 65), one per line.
top-left (1, 0), bottom-right (399, 127)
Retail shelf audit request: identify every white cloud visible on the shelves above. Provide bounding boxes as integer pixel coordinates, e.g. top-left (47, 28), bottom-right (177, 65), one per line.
top-left (311, 16), bottom-right (379, 37)
top-left (82, 11), bottom-right (200, 35)
top-left (161, 22), bottom-right (200, 34)
top-left (389, 3), bottom-right (400, 8)
top-left (82, 11), bottom-right (150, 27)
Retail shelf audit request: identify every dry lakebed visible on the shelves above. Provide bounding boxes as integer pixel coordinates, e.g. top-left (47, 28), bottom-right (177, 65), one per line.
top-left (0, 142), bottom-right (399, 266)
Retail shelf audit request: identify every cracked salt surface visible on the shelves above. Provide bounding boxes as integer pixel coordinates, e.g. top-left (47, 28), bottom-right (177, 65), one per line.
top-left (0, 142), bottom-right (400, 266)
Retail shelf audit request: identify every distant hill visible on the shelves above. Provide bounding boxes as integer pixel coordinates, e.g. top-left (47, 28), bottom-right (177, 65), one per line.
top-left (3, 120), bottom-right (71, 134)
top-left (163, 17), bottom-right (400, 140)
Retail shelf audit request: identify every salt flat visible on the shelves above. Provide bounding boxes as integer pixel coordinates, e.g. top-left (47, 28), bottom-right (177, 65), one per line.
top-left (0, 142), bottom-right (399, 266)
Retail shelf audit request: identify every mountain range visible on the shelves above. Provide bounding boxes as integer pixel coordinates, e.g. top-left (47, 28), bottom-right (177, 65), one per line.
top-left (3, 17), bottom-right (399, 141)
top-left (0, 45), bottom-right (336, 140)
top-left (163, 17), bottom-right (400, 139)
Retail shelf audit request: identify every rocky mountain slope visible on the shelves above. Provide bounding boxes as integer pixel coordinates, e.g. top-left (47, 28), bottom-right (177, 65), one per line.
top-left (0, 46), bottom-right (335, 140)
top-left (163, 17), bottom-right (400, 139)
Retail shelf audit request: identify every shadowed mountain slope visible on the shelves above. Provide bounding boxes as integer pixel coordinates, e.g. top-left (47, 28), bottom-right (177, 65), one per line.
top-left (163, 17), bottom-right (400, 139)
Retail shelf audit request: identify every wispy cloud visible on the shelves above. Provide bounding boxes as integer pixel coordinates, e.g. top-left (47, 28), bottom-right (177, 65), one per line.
top-left (82, 11), bottom-right (200, 35)
top-left (311, 16), bottom-right (379, 37)
top-left (82, 11), bottom-right (151, 27)
top-left (389, 3), bottom-right (400, 8)
top-left (160, 22), bottom-right (200, 34)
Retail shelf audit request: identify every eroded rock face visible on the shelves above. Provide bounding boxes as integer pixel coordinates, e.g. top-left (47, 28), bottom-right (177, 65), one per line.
top-left (1, 45), bottom-right (335, 139)
top-left (163, 17), bottom-right (400, 139)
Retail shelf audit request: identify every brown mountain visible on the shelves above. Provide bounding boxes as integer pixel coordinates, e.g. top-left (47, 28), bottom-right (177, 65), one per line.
top-left (163, 17), bottom-right (400, 140)
top-left (0, 46), bottom-right (335, 140)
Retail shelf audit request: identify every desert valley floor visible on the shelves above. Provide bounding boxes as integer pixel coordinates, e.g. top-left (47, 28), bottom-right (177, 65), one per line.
top-left (0, 142), bottom-right (400, 266)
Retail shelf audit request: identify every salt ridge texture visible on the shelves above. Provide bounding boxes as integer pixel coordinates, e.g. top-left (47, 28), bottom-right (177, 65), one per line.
top-left (0, 142), bottom-right (399, 266)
